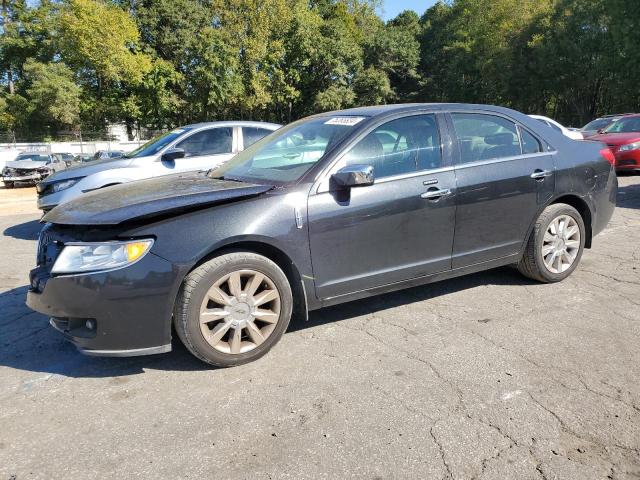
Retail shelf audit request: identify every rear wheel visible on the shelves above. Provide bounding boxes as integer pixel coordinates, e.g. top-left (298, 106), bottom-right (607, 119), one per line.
top-left (518, 203), bottom-right (585, 283)
top-left (174, 252), bottom-right (293, 367)
top-left (3, 181), bottom-right (14, 189)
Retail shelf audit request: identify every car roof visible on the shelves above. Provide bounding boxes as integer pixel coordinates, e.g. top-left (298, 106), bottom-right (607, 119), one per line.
top-left (181, 121), bottom-right (282, 129)
top-left (311, 103), bottom-right (524, 119)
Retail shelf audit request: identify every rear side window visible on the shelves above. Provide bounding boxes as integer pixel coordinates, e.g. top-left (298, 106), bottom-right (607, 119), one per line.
top-left (451, 113), bottom-right (521, 163)
top-left (342, 114), bottom-right (442, 179)
top-left (520, 127), bottom-right (542, 154)
top-left (177, 127), bottom-right (232, 157)
top-left (243, 127), bottom-right (273, 148)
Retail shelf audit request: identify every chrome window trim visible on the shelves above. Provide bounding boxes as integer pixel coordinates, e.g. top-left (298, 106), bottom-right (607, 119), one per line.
top-left (453, 150), bottom-right (556, 171)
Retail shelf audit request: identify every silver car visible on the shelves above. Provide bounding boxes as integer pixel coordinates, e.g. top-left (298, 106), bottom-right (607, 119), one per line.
top-left (2, 152), bottom-right (67, 188)
top-left (37, 121), bottom-right (281, 211)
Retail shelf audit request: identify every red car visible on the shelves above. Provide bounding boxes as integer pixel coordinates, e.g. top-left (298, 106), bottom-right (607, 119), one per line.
top-left (589, 114), bottom-right (640, 172)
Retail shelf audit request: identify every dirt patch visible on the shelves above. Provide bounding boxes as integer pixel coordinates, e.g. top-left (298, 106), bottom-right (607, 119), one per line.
top-left (0, 185), bottom-right (39, 216)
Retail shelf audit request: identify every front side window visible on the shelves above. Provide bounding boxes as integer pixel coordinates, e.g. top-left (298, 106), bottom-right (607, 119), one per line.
top-left (177, 128), bottom-right (233, 157)
top-left (209, 116), bottom-right (363, 184)
top-left (125, 127), bottom-right (194, 158)
top-left (582, 118), bottom-right (614, 131)
top-left (341, 114), bottom-right (443, 178)
top-left (603, 117), bottom-right (640, 133)
top-left (451, 113), bottom-right (521, 163)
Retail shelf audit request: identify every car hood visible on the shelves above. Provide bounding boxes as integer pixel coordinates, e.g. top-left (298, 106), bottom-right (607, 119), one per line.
top-left (43, 171), bottom-right (274, 226)
top-left (589, 132), bottom-right (640, 145)
top-left (40, 157), bottom-right (136, 184)
top-left (5, 160), bottom-right (48, 170)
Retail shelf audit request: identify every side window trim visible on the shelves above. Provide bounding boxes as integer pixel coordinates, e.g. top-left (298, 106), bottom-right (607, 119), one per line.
top-left (315, 111), bottom-right (448, 193)
top-left (446, 111), bottom-right (551, 166)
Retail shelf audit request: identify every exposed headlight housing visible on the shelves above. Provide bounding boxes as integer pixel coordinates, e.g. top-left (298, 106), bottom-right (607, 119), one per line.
top-left (51, 178), bottom-right (81, 193)
top-left (619, 142), bottom-right (640, 152)
top-left (51, 239), bottom-right (154, 274)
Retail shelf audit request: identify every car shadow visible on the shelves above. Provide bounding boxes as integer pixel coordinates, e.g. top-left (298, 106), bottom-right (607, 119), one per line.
top-left (3, 218), bottom-right (42, 240)
top-left (0, 266), bottom-right (536, 378)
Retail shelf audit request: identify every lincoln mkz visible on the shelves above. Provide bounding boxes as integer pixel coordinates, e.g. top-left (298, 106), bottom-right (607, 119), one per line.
top-left (27, 104), bottom-right (617, 366)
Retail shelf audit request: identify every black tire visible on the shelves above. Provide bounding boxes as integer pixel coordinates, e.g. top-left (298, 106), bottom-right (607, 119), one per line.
top-left (3, 181), bottom-right (14, 189)
top-left (174, 252), bottom-right (293, 367)
top-left (518, 203), bottom-right (586, 283)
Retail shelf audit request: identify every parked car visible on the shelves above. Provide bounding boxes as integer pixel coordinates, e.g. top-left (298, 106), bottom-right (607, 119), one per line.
top-left (71, 153), bottom-right (94, 164)
top-left (1, 151), bottom-right (67, 188)
top-left (54, 152), bottom-right (75, 166)
top-left (92, 150), bottom-right (126, 161)
top-left (588, 113), bottom-right (640, 173)
top-left (580, 114), bottom-right (634, 138)
top-left (529, 115), bottom-right (583, 140)
top-left (36, 121), bottom-right (281, 211)
top-left (27, 104), bottom-right (616, 366)
top-left (0, 148), bottom-right (20, 171)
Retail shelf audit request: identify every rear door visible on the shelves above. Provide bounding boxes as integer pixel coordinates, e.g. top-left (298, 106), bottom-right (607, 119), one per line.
top-left (448, 112), bottom-right (555, 268)
top-left (308, 113), bottom-right (457, 299)
top-left (163, 127), bottom-right (236, 174)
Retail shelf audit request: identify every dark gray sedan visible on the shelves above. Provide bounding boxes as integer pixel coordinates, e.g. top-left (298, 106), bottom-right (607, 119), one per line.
top-left (27, 104), bottom-right (617, 366)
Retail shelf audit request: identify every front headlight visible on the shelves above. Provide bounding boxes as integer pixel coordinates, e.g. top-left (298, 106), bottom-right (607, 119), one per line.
top-left (619, 142), bottom-right (640, 152)
top-left (51, 239), bottom-right (154, 274)
top-left (51, 178), bottom-right (80, 192)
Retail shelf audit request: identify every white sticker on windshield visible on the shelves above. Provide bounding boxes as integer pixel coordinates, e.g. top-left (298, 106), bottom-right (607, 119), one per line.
top-left (324, 117), bottom-right (366, 126)
top-left (170, 129), bottom-right (186, 134)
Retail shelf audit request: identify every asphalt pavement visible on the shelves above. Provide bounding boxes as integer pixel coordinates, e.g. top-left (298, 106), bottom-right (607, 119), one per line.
top-left (1, 177), bottom-right (639, 479)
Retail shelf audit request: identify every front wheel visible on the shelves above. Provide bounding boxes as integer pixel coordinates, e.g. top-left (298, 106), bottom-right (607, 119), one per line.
top-left (3, 181), bottom-right (14, 189)
top-left (518, 203), bottom-right (586, 283)
top-left (174, 252), bottom-right (293, 367)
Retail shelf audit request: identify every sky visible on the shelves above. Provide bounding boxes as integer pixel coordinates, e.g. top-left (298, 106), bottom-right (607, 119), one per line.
top-left (378, 0), bottom-right (439, 21)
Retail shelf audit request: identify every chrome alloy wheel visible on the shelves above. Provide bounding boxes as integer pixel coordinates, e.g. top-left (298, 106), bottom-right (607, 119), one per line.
top-left (199, 269), bottom-right (281, 354)
top-left (541, 214), bottom-right (581, 274)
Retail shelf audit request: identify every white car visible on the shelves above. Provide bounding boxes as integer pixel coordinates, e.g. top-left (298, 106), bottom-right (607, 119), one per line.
top-left (36, 121), bottom-right (281, 211)
top-left (529, 115), bottom-right (583, 140)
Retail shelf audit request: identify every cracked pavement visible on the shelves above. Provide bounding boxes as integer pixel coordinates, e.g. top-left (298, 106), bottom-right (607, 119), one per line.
top-left (1, 176), bottom-right (639, 479)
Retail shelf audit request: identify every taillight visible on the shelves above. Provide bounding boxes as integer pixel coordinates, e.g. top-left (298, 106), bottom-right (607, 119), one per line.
top-left (600, 148), bottom-right (615, 166)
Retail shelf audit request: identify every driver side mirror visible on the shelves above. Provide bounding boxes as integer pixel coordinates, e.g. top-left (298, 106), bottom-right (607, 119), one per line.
top-left (597, 129), bottom-right (605, 134)
top-left (161, 148), bottom-right (185, 162)
top-left (331, 164), bottom-right (375, 189)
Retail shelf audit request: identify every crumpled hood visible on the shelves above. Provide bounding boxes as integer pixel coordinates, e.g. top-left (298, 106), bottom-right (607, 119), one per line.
top-left (41, 157), bottom-right (135, 184)
top-left (43, 171), bottom-right (273, 226)
top-left (5, 160), bottom-right (49, 170)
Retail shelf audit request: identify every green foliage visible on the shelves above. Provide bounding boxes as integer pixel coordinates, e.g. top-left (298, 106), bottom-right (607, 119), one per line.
top-left (0, 0), bottom-right (637, 139)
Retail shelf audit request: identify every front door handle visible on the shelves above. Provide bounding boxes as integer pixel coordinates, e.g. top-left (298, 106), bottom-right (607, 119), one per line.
top-left (421, 188), bottom-right (452, 200)
top-left (530, 169), bottom-right (553, 180)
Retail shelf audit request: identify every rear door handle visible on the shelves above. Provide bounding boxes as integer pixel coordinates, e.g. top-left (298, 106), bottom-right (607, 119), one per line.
top-left (421, 188), bottom-right (452, 200)
top-left (530, 169), bottom-right (553, 180)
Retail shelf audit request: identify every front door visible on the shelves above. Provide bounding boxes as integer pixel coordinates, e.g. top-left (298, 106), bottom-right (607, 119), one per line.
top-left (308, 113), bottom-right (457, 300)
top-left (448, 112), bottom-right (555, 267)
top-left (159, 127), bottom-right (236, 175)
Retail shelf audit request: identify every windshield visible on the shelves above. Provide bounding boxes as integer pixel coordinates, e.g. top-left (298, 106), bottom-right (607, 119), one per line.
top-left (208, 116), bottom-right (365, 184)
top-left (603, 117), bottom-right (640, 133)
top-left (125, 128), bottom-right (194, 158)
top-left (582, 118), bottom-right (614, 131)
top-left (16, 153), bottom-right (49, 162)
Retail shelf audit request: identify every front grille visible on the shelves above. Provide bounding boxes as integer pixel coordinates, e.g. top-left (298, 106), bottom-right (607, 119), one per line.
top-left (619, 159), bottom-right (638, 166)
top-left (37, 224), bottom-right (55, 265)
